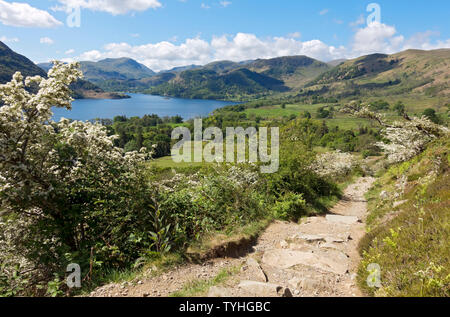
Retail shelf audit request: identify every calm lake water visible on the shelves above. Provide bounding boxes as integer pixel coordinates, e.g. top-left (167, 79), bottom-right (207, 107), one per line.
top-left (52, 93), bottom-right (237, 121)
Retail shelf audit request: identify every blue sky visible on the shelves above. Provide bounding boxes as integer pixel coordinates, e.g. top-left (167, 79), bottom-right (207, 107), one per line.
top-left (0, 0), bottom-right (449, 71)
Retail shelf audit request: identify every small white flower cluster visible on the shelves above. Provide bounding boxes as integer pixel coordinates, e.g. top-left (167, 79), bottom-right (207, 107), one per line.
top-left (225, 164), bottom-right (259, 187)
top-left (157, 164), bottom-right (260, 195)
top-left (157, 172), bottom-right (202, 193)
top-left (311, 150), bottom-right (356, 177)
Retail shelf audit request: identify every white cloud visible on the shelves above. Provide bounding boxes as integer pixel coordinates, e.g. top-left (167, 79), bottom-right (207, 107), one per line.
top-left (0, 35), bottom-right (19, 43)
top-left (220, 1), bottom-right (231, 7)
top-left (0, 0), bottom-right (62, 28)
top-left (54, 0), bottom-right (162, 15)
top-left (75, 33), bottom-right (346, 71)
top-left (200, 3), bottom-right (210, 9)
top-left (40, 37), bottom-right (54, 45)
top-left (77, 37), bottom-right (212, 71)
top-left (319, 9), bottom-right (329, 16)
top-left (352, 22), bottom-right (403, 56)
top-left (65, 49), bottom-right (75, 54)
top-left (74, 25), bottom-right (450, 72)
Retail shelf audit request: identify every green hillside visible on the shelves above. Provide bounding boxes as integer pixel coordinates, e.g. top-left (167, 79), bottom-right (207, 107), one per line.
top-left (0, 41), bottom-right (47, 82)
top-left (148, 67), bottom-right (289, 100)
top-left (147, 56), bottom-right (330, 100)
top-left (80, 57), bottom-right (155, 82)
top-left (246, 55), bottom-right (331, 88)
top-left (303, 49), bottom-right (450, 99)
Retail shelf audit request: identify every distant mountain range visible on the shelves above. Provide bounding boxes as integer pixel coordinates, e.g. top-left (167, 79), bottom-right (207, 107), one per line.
top-left (2, 39), bottom-right (449, 102)
top-left (147, 56), bottom-right (330, 100)
top-left (70, 55), bottom-right (332, 100)
top-left (0, 41), bottom-right (127, 100)
top-left (70, 49), bottom-right (449, 101)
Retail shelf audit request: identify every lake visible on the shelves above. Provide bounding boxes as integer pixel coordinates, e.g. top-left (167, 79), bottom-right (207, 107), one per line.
top-left (52, 93), bottom-right (237, 121)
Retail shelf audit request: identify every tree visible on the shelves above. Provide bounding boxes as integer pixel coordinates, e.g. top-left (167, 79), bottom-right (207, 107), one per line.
top-left (392, 101), bottom-right (406, 116)
top-left (369, 100), bottom-right (390, 111)
top-left (0, 62), bottom-right (154, 293)
top-left (341, 102), bottom-right (449, 163)
top-left (422, 108), bottom-right (440, 124)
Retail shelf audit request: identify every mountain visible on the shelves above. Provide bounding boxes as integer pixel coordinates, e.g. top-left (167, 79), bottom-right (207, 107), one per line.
top-left (36, 62), bottom-right (53, 73)
top-left (303, 49), bottom-right (450, 99)
top-left (159, 64), bottom-right (202, 73)
top-left (147, 56), bottom-right (330, 100)
top-left (0, 41), bottom-right (127, 100)
top-left (0, 41), bottom-right (47, 82)
top-left (148, 67), bottom-right (288, 100)
top-left (245, 56), bottom-right (331, 88)
top-left (202, 60), bottom-right (255, 73)
top-left (80, 58), bottom-right (155, 83)
top-left (327, 59), bottom-right (347, 67)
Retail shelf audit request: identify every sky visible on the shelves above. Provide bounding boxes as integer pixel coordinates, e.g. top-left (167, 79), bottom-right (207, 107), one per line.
top-left (0, 0), bottom-right (449, 72)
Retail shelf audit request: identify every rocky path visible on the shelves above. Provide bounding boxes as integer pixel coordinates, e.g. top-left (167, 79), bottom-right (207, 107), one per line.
top-left (89, 177), bottom-right (375, 297)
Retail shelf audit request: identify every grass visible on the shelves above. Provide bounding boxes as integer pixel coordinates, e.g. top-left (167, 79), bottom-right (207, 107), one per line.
top-left (150, 156), bottom-right (207, 169)
top-left (357, 137), bottom-right (450, 297)
top-left (170, 266), bottom-right (241, 297)
top-left (244, 103), bottom-right (374, 130)
top-left (244, 103), bottom-right (326, 118)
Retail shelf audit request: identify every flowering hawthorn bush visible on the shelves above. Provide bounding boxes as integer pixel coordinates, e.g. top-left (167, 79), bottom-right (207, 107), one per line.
top-left (0, 62), bottom-right (155, 294)
top-left (342, 102), bottom-right (449, 163)
top-left (311, 150), bottom-right (356, 178)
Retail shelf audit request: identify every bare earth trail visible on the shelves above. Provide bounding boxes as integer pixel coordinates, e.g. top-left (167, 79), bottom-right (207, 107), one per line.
top-left (90, 177), bottom-right (375, 297)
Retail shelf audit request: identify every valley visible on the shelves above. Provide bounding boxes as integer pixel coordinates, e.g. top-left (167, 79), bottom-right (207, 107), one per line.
top-left (1, 40), bottom-right (449, 299)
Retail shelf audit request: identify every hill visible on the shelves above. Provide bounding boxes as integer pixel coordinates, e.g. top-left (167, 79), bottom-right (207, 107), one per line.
top-left (80, 58), bottom-right (155, 82)
top-left (303, 49), bottom-right (450, 99)
top-left (147, 56), bottom-right (330, 100)
top-left (148, 67), bottom-right (289, 100)
top-left (0, 41), bottom-right (47, 82)
top-left (246, 55), bottom-right (331, 89)
top-left (0, 41), bottom-right (127, 100)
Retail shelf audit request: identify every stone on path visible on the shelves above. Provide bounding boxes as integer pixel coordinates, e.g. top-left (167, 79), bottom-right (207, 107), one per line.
top-left (238, 280), bottom-right (292, 297)
top-left (245, 258), bottom-right (268, 283)
top-left (208, 286), bottom-right (232, 297)
top-left (296, 234), bottom-right (326, 243)
top-left (294, 233), bottom-right (350, 243)
top-left (262, 249), bottom-right (349, 275)
top-left (325, 215), bottom-right (360, 225)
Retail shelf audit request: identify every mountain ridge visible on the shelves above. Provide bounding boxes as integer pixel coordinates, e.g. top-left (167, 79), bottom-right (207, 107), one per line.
top-left (0, 41), bottom-right (127, 100)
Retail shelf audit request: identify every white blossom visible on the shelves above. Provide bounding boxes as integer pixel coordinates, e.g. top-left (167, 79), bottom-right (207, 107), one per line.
top-left (311, 150), bottom-right (356, 177)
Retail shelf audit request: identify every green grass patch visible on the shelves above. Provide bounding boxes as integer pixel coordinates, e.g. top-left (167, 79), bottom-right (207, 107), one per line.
top-left (357, 137), bottom-right (450, 297)
top-left (170, 266), bottom-right (241, 297)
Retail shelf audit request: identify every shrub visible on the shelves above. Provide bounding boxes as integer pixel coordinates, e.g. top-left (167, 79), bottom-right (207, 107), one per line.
top-left (272, 192), bottom-right (306, 220)
top-left (0, 62), bottom-right (155, 295)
